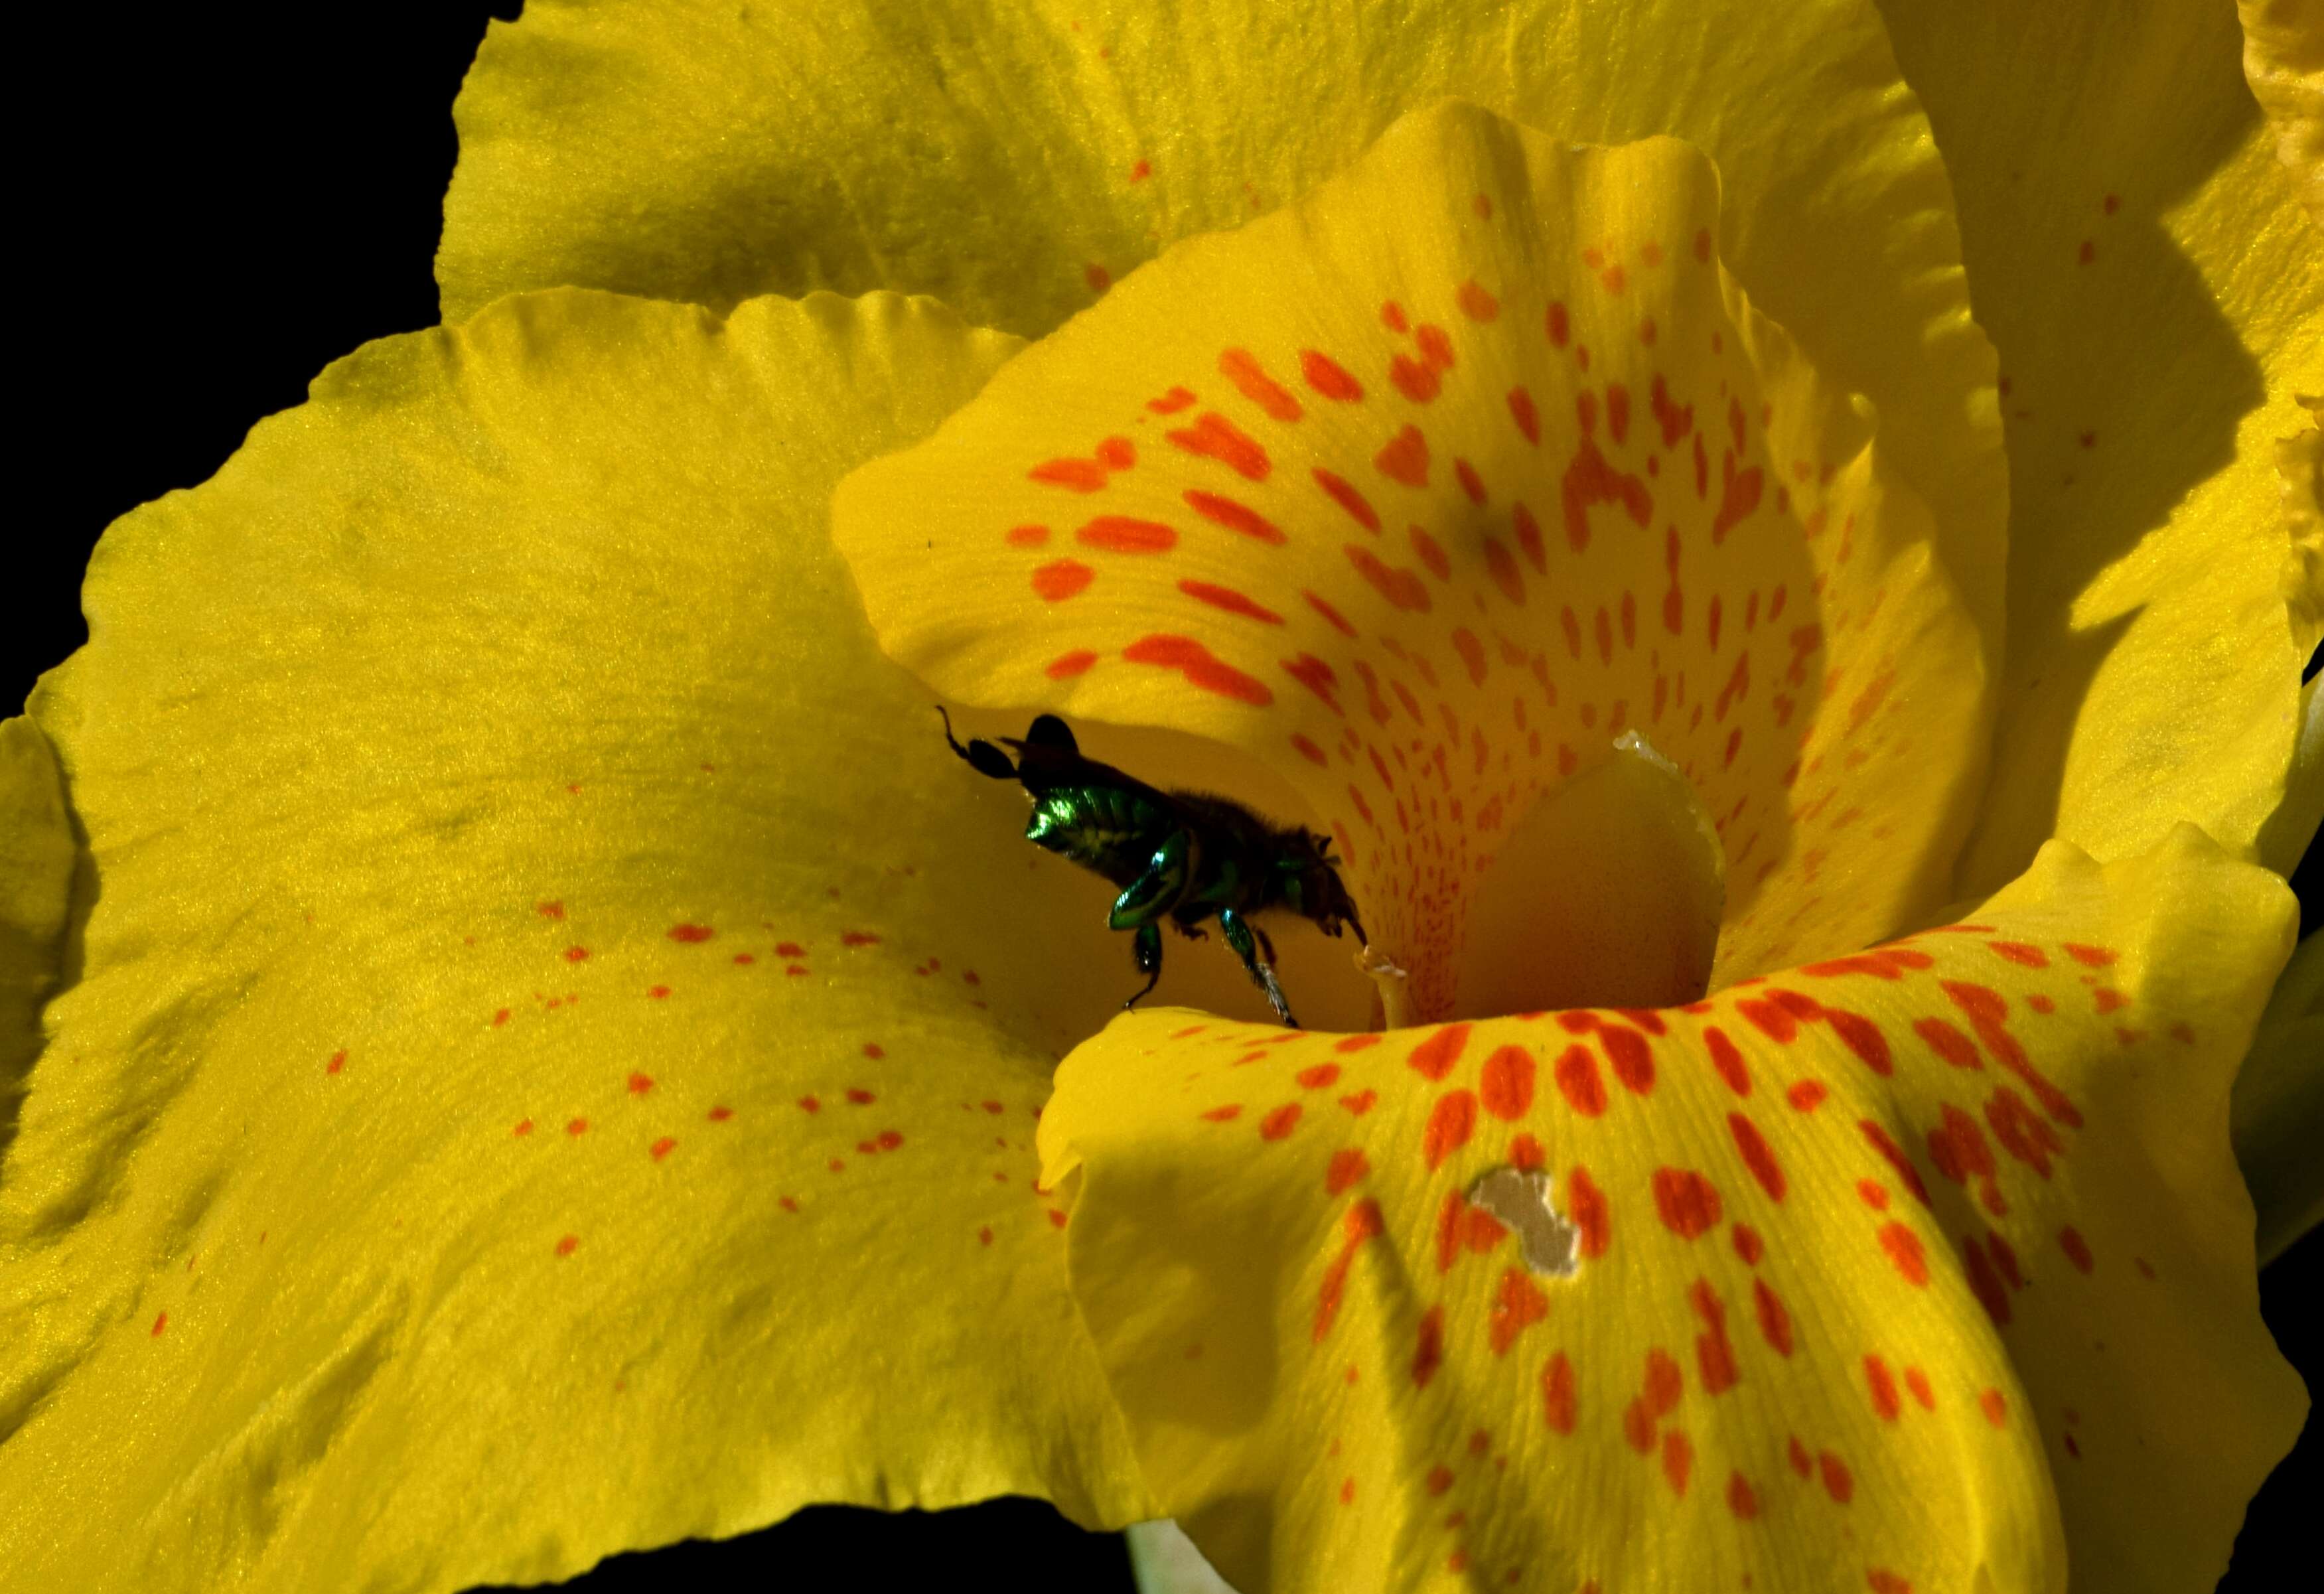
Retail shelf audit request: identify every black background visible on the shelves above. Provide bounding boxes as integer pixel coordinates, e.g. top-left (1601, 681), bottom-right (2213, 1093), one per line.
top-left (14, 7), bottom-right (2313, 1589)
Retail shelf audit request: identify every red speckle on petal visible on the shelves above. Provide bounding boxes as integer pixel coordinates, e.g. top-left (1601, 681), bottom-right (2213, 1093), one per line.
top-left (1865, 1354), bottom-right (1901, 1421)
top-left (1601, 1025), bottom-right (1655, 1094)
top-left (1408, 1023), bottom-right (1472, 1080)
top-left (1168, 411), bottom-right (1273, 480)
top-left (1184, 488), bottom-right (1286, 545)
top-left (1703, 1027), bottom-right (1750, 1094)
top-left (1327, 1148), bottom-right (1370, 1194)
top-left (1218, 348), bottom-right (1304, 421)
top-left (1412, 1305), bottom-right (1446, 1386)
top-left (1653, 1168), bottom-right (1721, 1238)
top-left (2059, 1225), bottom-right (2094, 1273)
top-left (1754, 1277), bottom-right (1794, 1356)
top-left (1124, 634), bottom-right (1273, 705)
top-left (1425, 1090), bottom-right (1479, 1169)
top-left (1555, 1045), bottom-right (1606, 1117)
top-left (1543, 1351), bottom-right (1578, 1433)
top-left (668, 923), bottom-right (713, 943)
top-left (1179, 579), bottom-right (1285, 624)
top-left (1261, 1103), bottom-right (1303, 1141)
top-left (1567, 1167), bottom-right (1610, 1258)
top-left (627, 1072), bottom-right (654, 1094)
top-left (650, 1137), bottom-right (678, 1161)
top-left (1878, 1222), bottom-right (1931, 1285)
top-left (1727, 1114), bottom-right (1786, 1201)
top-left (1374, 425), bottom-right (1431, 488)
top-left (555, 1234), bottom-right (580, 1258)
top-left (1301, 349), bottom-right (1364, 401)
top-left (1480, 1045), bottom-right (1535, 1119)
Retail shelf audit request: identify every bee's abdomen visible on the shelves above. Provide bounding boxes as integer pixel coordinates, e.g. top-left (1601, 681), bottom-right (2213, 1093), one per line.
top-left (1024, 786), bottom-right (1164, 878)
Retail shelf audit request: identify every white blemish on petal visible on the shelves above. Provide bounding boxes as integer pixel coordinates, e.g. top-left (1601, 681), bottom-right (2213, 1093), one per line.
top-left (1467, 1166), bottom-right (1580, 1278)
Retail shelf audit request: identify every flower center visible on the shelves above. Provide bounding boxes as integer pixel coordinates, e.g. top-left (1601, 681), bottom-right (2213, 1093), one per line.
top-left (835, 104), bottom-right (1989, 1027)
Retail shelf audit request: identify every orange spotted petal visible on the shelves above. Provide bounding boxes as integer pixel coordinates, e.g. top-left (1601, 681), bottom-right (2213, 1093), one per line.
top-left (1, 290), bottom-right (1157, 1592)
top-left (1040, 828), bottom-right (2305, 1594)
top-left (835, 104), bottom-right (1994, 1021)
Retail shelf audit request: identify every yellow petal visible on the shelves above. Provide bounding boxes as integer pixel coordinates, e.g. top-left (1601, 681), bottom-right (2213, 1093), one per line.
top-left (835, 104), bottom-right (1995, 1018)
top-left (439, 0), bottom-right (2005, 666)
top-left (0, 715), bottom-right (74, 1145)
top-left (1042, 827), bottom-right (2304, 1594)
top-left (1, 289), bottom-right (1161, 1593)
top-left (1875, 1), bottom-right (2324, 890)
top-left (2240, 0), bottom-right (2324, 228)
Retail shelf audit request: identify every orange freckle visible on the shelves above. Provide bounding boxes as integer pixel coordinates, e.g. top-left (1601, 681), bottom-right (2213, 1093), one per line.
top-left (492, 1008), bottom-right (511, 1027)
top-left (1129, 159), bottom-right (1150, 181)
top-left (325, 1051), bottom-right (345, 1075)
top-left (2077, 239), bottom-right (2095, 264)
top-left (1260, 1103), bottom-right (1302, 1141)
top-left (1031, 559), bottom-right (1095, 603)
top-left (1083, 261), bottom-right (1111, 293)
top-left (563, 946), bottom-right (589, 962)
top-left (627, 1072), bottom-right (654, 1094)
top-left (707, 1106), bottom-right (733, 1122)
top-left (152, 1312), bottom-right (168, 1337)
top-left (566, 1118), bottom-right (588, 1136)
top-left (1980, 1388), bottom-right (2009, 1425)
top-left (555, 1234), bottom-right (579, 1258)
top-left (1457, 279), bottom-right (1500, 321)
top-left (650, 1137), bottom-right (677, 1161)
top-left (1005, 523), bottom-right (1051, 547)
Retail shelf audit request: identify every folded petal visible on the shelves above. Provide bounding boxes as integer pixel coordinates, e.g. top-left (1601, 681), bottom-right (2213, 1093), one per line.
top-left (836, 104), bottom-right (1994, 1016)
top-left (1, 290), bottom-right (1161, 1593)
top-left (1876, 0), bottom-right (2324, 889)
top-left (2232, 928), bottom-right (2324, 1264)
top-left (2240, 0), bottom-right (2324, 227)
top-left (440, 0), bottom-right (2004, 671)
top-left (0, 716), bottom-right (75, 1152)
top-left (1043, 828), bottom-right (2304, 1594)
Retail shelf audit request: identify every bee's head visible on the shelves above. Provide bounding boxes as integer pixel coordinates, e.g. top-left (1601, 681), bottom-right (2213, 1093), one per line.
top-left (1273, 828), bottom-right (1367, 944)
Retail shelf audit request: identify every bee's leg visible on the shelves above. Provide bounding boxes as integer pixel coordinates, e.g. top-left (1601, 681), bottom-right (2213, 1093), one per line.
top-left (1108, 829), bottom-right (1194, 931)
top-left (936, 706), bottom-right (1019, 781)
top-left (1250, 920), bottom-right (1279, 967)
top-left (1124, 920), bottom-right (1164, 1010)
top-left (1219, 908), bottom-right (1297, 1027)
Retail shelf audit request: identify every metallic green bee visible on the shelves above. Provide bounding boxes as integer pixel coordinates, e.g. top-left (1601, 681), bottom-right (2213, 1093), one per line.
top-left (941, 709), bottom-right (1366, 1027)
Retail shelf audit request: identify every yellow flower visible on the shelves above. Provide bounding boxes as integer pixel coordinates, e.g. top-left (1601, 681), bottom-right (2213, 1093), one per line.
top-left (2, 6), bottom-right (2317, 1594)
